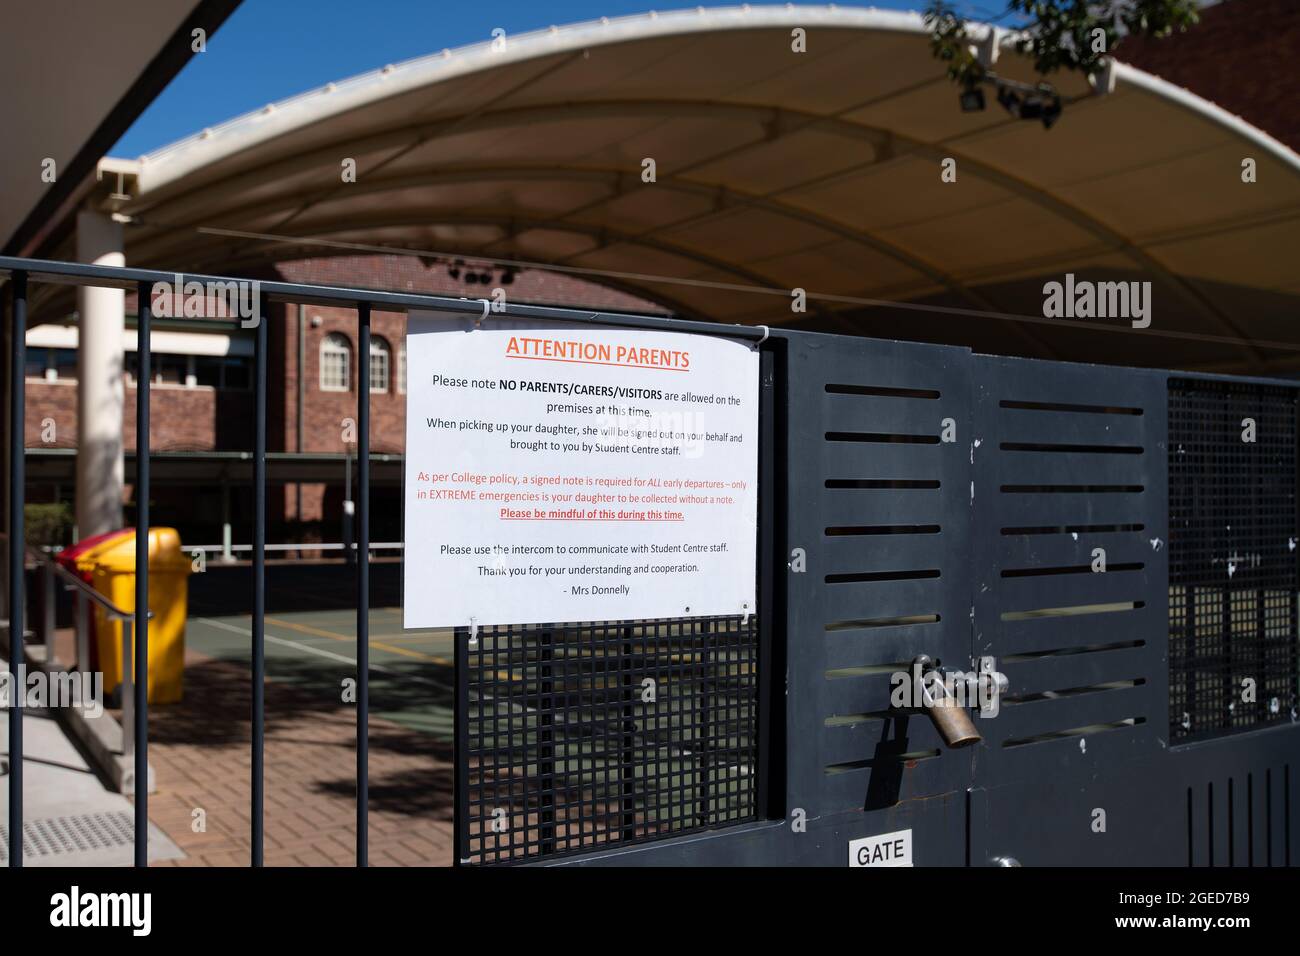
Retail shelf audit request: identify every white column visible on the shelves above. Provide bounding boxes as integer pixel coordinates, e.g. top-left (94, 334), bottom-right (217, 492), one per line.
top-left (75, 209), bottom-right (125, 538)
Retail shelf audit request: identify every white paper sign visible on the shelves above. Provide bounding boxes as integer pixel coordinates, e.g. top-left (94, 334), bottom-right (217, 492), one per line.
top-left (402, 312), bottom-right (759, 628)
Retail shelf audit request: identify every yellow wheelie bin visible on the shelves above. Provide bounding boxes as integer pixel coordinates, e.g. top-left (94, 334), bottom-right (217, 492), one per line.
top-left (87, 528), bottom-right (192, 704)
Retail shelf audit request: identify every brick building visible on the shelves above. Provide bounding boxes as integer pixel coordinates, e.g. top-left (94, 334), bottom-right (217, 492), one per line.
top-left (24, 254), bottom-right (664, 548)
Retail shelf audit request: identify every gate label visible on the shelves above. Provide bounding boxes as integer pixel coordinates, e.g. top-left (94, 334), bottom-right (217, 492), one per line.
top-left (848, 829), bottom-right (913, 867)
top-left (402, 312), bottom-right (759, 628)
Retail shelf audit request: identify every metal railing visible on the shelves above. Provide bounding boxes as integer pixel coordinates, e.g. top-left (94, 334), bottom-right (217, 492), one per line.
top-left (20, 542), bottom-right (154, 763)
top-left (186, 541), bottom-right (405, 560)
top-left (2, 254), bottom-right (765, 868)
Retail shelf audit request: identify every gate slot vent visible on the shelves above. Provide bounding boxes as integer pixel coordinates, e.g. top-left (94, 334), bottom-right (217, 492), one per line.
top-left (1001, 600), bottom-right (1144, 621)
top-left (826, 661), bottom-right (908, 679)
top-left (826, 479), bottom-right (940, 489)
top-left (827, 431), bottom-right (938, 444)
top-left (1000, 484), bottom-right (1143, 494)
top-left (1001, 563), bottom-right (1143, 578)
top-left (825, 613), bottom-right (939, 632)
top-left (1003, 678), bottom-right (1145, 704)
top-left (824, 750), bottom-right (941, 774)
top-left (823, 710), bottom-right (894, 726)
top-left (826, 524), bottom-right (939, 536)
top-left (1002, 717), bottom-right (1144, 749)
top-left (1002, 523), bottom-right (1144, 535)
top-left (825, 569), bottom-right (940, 584)
top-left (826, 383), bottom-right (940, 399)
top-left (1003, 640), bottom-right (1144, 662)
top-left (1000, 441), bottom-right (1142, 454)
top-left (1000, 399), bottom-right (1142, 415)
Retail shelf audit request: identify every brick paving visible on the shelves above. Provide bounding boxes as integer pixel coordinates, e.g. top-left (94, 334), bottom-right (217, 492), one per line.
top-left (141, 647), bottom-right (453, 867)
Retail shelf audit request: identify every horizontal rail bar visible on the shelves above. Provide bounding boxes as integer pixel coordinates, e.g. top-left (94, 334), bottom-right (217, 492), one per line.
top-left (0, 256), bottom-right (767, 341)
top-left (187, 541), bottom-right (405, 553)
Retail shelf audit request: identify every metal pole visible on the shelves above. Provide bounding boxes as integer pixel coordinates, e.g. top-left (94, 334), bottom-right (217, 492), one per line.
top-left (121, 619), bottom-right (134, 762)
top-left (343, 449), bottom-right (354, 565)
top-left (75, 591), bottom-right (89, 672)
top-left (221, 480), bottom-right (232, 562)
top-left (42, 560), bottom-right (54, 664)
top-left (133, 281), bottom-right (150, 867)
top-left (252, 298), bottom-right (267, 866)
top-left (7, 271), bottom-right (27, 867)
top-left (356, 302), bottom-right (370, 867)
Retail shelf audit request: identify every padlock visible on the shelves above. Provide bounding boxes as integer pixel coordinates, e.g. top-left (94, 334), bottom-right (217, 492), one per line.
top-left (925, 685), bottom-right (982, 748)
top-left (911, 654), bottom-right (982, 748)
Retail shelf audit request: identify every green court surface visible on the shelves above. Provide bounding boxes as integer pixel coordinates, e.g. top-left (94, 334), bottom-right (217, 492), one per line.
top-left (186, 608), bottom-right (455, 741)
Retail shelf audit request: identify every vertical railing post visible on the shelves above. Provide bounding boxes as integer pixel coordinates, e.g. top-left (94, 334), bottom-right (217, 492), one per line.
top-left (133, 280), bottom-right (151, 867)
top-left (7, 271), bottom-right (27, 867)
top-left (42, 559), bottom-right (55, 663)
top-left (75, 591), bottom-right (89, 672)
top-left (356, 301), bottom-right (370, 866)
top-left (121, 619), bottom-right (134, 762)
top-left (251, 295), bottom-right (267, 866)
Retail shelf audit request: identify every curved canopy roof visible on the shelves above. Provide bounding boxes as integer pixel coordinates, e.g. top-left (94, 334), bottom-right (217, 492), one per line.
top-left (108, 5), bottom-right (1300, 372)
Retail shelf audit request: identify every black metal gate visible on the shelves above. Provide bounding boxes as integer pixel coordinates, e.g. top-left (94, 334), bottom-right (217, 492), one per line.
top-left (469, 332), bottom-right (1299, 867)
top-left (5, 256), bottom-right (1298, 868)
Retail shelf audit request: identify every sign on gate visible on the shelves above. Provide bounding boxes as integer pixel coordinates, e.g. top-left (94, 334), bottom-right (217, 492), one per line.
top-left (402, 312), bottom-right (759, 628)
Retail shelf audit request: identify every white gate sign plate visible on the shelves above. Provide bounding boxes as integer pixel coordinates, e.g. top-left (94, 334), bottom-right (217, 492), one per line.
top-left (848, 829), bottom-right (914, 867)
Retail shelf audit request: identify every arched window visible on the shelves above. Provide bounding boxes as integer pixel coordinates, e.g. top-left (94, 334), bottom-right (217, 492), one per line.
top-left (320, 333), bottom-right (351, 391)
top-left (370, 337), bottom-right (391, 393)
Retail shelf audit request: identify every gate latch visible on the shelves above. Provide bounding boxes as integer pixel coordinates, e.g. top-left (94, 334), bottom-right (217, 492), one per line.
top-left (906, 655), bottom-right (1009, 750)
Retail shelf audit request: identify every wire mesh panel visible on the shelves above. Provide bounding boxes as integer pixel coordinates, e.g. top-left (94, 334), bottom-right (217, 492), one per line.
top-left (457, 614), bottom-right (758, 865)
top-left (1168, 378), bottom-right (1300, 742)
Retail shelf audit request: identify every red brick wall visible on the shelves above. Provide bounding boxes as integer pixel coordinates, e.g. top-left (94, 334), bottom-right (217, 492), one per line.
top-left (283, 304), bottom-right (407, 455)
top-left (1121, 0), bottom-right (1300, 151)
top-left (23, 381), bottom-right (78, 447)
top-left (26, 253), bottom-right (670, 531)
top-left (25, 378), bottom-right (251, 451)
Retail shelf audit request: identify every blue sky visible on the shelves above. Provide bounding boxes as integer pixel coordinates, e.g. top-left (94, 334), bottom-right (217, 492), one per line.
top-left (113, 0), bottom-right (920, 157)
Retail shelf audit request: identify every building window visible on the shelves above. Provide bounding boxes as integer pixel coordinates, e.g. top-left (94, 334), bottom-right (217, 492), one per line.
top-left (53, 349), bottom-right (77, 380)
top-left (194, 355), bottom-right (252, 389)
top-left (124, 352), bottom-right (187, 385)
top-left (24, 347), bottom-right (77, 381)
top-left (321, 333), bottom-right (351, 391)
top-left (25, 347), bottom-right (51, 380)
top-left (398, 345), bottom-right (407, 394)
top-left (370, 337), bottom-right (390, 393)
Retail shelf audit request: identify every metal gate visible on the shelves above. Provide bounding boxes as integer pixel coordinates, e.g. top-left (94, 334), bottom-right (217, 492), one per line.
top-left (5, 256), bottom-right (1298, 868)
top-left (464, 331), bottom-right (1299, 867)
